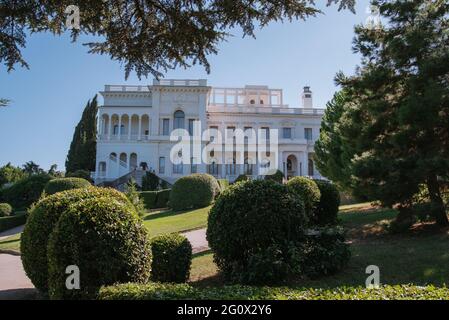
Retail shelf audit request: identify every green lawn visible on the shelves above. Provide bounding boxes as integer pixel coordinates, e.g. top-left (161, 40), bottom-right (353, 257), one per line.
top-left (0, 232), bottom-right (21, 252)
top-left (143, 206), bottom-right (210, 238)
top-left (188, 204), bottom-right (449, 287)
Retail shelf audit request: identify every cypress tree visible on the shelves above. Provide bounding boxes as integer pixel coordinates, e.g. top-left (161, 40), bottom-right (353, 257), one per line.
top-left (65, 95), bottom-right (98, 174)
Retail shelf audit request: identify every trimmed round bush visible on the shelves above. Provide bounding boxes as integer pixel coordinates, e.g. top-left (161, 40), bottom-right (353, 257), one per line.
top-left (287, 177), bottom-right (321, 221)
top-left (313, 180), bottom-right (340, 226)
top-left (264, 169), bottom-right (284, 184)
top-left (0, 203), bottom-right (12, 217)
top-left (170, 174), bottom-right (220, 211)
top-left (66, 169), bottom-right (93, 183)
top-left (207, 179), bottom-right (307, 284)
top-left (151, 233), bottom-right (192, 283)
top-left (21, 187), bottom-right (134, 293)
top-left (44, 177), bottom-right (91, 196)
top-left (47, 197), bottom-right (151, 299)
top-left (1, 174), bottom-right (52, 209)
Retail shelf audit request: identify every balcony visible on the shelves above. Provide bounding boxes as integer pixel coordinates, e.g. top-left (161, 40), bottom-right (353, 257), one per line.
top-left (207, 105), bottom-right (324, 116)
top-left (153, 79), bottom-right (207, 86)
top-left (103, 85), bottom-right (151, 92)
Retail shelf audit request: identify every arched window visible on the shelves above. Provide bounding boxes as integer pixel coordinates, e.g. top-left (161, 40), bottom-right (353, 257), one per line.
top-left (250, 99), bottom-right (255, 105)
top-left (174, 110), bottom-right (185, 129)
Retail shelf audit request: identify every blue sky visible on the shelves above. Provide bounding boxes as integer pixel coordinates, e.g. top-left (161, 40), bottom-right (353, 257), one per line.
top-left (0, 0), bottom-right (370, 171)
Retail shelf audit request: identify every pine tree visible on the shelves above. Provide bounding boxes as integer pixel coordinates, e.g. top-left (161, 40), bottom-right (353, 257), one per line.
top-left (65, 95), bottom-right (98, 174)
top-left (319, 0), bottom-right (449, 226)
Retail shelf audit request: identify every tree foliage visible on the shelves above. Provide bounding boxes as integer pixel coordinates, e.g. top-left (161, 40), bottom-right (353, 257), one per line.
top-left (317, 0), bottom-right (449, 226)
top-left (0, 163), bottom-right (25, 187)
top-left (0, 0), bottom-right (354, 79)
top-left (65, 95), bottom-right (98, 174)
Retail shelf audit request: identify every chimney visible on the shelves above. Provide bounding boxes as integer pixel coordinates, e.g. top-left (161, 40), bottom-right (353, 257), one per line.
top-left (302, 86), bottom-right (313, 108)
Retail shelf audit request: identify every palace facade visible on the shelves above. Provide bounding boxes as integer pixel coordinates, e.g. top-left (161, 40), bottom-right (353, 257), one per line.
top-left (93, 79), bottom-right (324, 185)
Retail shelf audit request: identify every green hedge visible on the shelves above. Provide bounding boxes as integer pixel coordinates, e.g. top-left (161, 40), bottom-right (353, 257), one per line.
top-left (139, 191), bottom-right (158, 209)
top-left (1, 174), bottom-right (52, 209)
top-left (155, 189), bottom-right (170, 208)
top-left (0, 213), bottom-right (27, 232)
top-left (99, 283), bottom-right (449, 300)
top-left (139, 189), bottom-right (171, 210)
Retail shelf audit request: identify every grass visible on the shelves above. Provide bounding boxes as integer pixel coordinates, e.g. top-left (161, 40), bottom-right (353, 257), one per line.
top-left (0, 232), bottom-right (21, 252)
top-left (143, 206), bottom-right (210, 238)
top-left (188, 203), bottom-right (449, 288)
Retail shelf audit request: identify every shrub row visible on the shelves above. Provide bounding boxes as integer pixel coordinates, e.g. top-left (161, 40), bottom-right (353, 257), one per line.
top-left (139, 189), bottom-right (171, 209)
top-left (99, 283), bottom-right (449, 300)
top-left (0, 212), bottom-right (27, 232)
top-left (1, 174), bottom-right (52, 209)
top-left (207, 179), bottom-right (347, 285)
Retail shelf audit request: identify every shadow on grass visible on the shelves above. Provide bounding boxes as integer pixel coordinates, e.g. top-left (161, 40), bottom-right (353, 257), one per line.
top-left (143, 209), bottom-right (186, 221)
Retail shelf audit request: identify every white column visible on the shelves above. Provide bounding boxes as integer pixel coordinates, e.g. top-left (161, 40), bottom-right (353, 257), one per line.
top-left (138, 115), bottom-right (142, 140)
top-left (300, 151), bottom-right (308, 177)
top-left (128, 115), bottom-right (132, 140)
top-left (118, 116), bottom-right (122, 141)
top-left (107, 116), bottom-right (112, 140)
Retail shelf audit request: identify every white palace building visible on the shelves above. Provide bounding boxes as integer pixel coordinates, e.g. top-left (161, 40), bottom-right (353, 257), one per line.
top-left (93, 79), bottom-right (324, 186)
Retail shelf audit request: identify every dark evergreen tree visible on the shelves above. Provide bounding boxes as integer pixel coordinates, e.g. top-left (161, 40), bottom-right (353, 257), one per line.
top-left (318, 0), bottom-right (449, 226)
top-left (65, 95), bottom-right (98, 174)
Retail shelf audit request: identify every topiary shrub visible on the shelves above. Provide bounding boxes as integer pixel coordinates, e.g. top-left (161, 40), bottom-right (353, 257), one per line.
top-left (155, 189), bottom-right (171, 208)
top-left (287, 177), bottom-right (321, 221)
top-left (207, 179), bottom-right (307, 284)
top-left (313, 180), bottom-right (340, 226)
top-left (264, 169), bottom-right (284, 184)
top-left (170, 174), bottom-right (219, 211)
top-left (47, 196), bottom-right (151, 299)
top-left (43, 177), bottom-right (91, 196)
top-left (66, 170), bottom-right (93, 183)
top-left (301, 227), bottom-right (351, 278)
top-left (0, 203), bottom-right (12, 217)
top-left (1, 174), bottom-right (52, 209)
top-left (150, 233), bottom-right (192, 283)
top-left (21, 187), bottom-right (135, 294)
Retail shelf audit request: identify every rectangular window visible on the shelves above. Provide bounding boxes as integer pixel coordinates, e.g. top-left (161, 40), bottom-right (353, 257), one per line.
top-left (173, 163), bottom-right (183, 174)
top-left (159, 157), bottom-right (165, 174)
top-left (188, 119), bottom-right (195, 136)
top-left (209, 126), bottom-right (218, 142)
top-left (283, 127), bottom-right (292, 139)
top-left (261, 127), bottom-right (270, 140)
top-left (162, 119), bottom-right (170, 136)
top-left (304, 128), bottom-right (313, 141)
